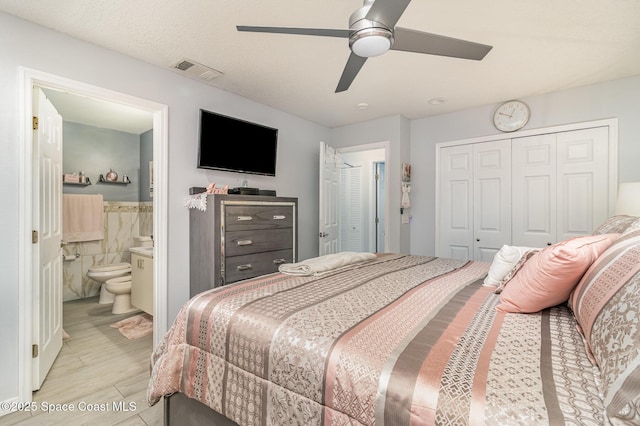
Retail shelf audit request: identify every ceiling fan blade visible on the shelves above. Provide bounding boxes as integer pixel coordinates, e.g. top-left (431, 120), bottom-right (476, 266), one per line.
top-left (335, 53), bottom-right (368, 93)
top-left (237, 26), bottom-right (351, 38)
top-left (392, 27), bottom-right (492, 60)
top-left (365, 0), bottom-right (412, 28)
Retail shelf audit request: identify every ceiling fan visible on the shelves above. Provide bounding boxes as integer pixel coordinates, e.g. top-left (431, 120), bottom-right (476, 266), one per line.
top-left (237, 0), bottom-right (493, 93)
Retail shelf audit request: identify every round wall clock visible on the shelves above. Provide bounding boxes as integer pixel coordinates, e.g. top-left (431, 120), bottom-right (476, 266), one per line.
top-left (493, 100), bottom-right (530, 132)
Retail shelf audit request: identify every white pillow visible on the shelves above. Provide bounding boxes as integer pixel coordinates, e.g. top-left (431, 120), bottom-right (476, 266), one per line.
top-left (483, 245), bottom-right (535, 287)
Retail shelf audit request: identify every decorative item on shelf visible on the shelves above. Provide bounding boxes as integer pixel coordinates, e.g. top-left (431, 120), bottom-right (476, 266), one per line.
top-left (105, 168), bottom-right (119, 182)
top-left (63, 173), bottom-right (80, 183)
top-left (98, 173), bottom-right (131, 184)
top-left (206, 182), bottom-right (229, 194)
top-left (63, 173), bottom-right (92, 186)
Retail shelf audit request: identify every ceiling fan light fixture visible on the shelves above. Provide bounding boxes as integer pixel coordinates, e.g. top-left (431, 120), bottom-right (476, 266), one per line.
top-left (350, 28), bottom-right (393, 57)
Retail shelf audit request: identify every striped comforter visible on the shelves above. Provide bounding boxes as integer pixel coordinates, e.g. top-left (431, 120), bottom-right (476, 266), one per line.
top-left (147, 253), bottom-right (605, 425)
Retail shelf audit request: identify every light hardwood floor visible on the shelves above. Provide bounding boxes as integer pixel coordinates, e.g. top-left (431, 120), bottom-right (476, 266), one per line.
top-left (2, 297), bottom-right (163, 426)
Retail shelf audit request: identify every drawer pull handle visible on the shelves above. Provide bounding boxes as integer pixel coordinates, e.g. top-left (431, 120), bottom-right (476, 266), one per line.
top-left (237, 264), bottom-right (253, 271)
top-left (237, 239), bottom-right (253, 246)
top-left (273, 258), bottom-right (287, 265)
top-left (273, 215), bottom-right (286, 220)
top-left (237, 216), bottom-right (253, 221)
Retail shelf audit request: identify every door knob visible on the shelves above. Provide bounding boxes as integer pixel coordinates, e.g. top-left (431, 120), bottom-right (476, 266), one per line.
top-left (319, 232), bottom-right (329, 237)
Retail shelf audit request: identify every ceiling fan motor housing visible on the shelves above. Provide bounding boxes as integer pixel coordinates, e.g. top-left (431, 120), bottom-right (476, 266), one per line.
top-left (349, 4), bottom-right (394, 57)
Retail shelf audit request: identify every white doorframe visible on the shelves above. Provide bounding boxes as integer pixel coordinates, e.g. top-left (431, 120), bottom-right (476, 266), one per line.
top-left (17, 67), bottom-right (169, 403)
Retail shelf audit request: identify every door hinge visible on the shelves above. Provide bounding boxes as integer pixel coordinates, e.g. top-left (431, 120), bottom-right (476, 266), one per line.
top-left (32, 230), bottom-right (38, 244)
top-left (375, 217), bottom-right (380, 224)
top-left (32, 116), bottom-right (38, 130)
top-left (32, 344), bottom-right (38, 358)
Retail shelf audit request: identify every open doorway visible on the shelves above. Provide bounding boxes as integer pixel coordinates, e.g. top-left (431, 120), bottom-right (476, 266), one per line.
top-left (319, 141), bottom-right (389, 255)
top-left (340, 149), bottom-right (385, 252)
top-left (17, 67), bottom-right (168, 404)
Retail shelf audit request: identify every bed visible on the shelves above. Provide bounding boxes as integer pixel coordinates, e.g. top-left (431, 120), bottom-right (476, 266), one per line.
top-left (147, 216), bottom-right (640, 425)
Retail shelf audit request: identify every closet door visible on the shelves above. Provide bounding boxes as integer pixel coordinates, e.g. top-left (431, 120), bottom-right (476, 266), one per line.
top-left (439, 144), bottom-right (474, 259)
top-left (439, 140), bottom-right (511, 261)
top-left (512, 127), bottom-right (609, 247)
top-left (556, 127), bottom-right (609, 240)
top-left (512, 134), bottom-right (557, 247)
top-left (473, 140), bottom-right (512, 261)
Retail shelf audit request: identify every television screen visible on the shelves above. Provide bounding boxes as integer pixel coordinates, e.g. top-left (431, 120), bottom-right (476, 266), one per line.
top-left (198, 109), bottom-right (278, 176)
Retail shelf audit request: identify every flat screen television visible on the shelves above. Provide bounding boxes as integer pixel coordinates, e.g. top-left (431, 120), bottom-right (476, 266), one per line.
top-left (198, 109), bottom-right (278, 176)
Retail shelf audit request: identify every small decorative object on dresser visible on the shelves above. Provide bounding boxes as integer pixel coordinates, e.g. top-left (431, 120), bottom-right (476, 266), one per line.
top-left (189, 194), bottom-right (298, 297)
top-left (493, 99), bottom-right (530, 132)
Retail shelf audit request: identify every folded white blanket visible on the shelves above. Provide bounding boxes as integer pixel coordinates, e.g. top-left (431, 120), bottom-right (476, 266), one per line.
top-left (279, 251), bottom-right (377, 276)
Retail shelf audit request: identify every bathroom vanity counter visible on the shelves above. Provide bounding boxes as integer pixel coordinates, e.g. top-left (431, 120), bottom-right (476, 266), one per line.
top-left (129, 246), bottom-right (153, 258)
top-left (130, 248), bottom-right (153, 315)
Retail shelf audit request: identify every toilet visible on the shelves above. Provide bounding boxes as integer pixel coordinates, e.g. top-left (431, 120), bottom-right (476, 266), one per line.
top-left (87, 262), bottom-right (132, 304)
top-left (105, 275), bottom-right (137, 314)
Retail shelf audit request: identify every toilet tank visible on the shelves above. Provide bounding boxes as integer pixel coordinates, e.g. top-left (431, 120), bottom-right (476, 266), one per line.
top-left (133, 235), bottom-right (153, 247)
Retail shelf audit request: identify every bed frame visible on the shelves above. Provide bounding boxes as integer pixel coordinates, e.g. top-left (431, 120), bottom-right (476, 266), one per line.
top-left (164, 393), bottom-right (238, 426)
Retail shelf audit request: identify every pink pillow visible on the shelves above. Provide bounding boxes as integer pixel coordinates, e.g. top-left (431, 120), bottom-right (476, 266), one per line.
top-left (496, 233), bottom-right (619, 313)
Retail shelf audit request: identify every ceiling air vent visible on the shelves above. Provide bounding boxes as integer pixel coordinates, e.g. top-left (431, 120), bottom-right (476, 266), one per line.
top-left (171, 58), bottom-right (223, 82)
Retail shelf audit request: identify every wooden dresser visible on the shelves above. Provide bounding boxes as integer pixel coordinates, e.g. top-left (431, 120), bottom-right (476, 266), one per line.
top-left (189, 194), bottom-right (298, 297)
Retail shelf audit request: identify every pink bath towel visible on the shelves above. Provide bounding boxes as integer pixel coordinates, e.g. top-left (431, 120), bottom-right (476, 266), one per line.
top-left (63, 194), bottom-right (104, 242)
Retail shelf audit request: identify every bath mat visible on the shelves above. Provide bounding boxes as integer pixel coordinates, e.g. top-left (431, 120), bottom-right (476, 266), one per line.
top-left (111, 313), bottom-right (153, 340)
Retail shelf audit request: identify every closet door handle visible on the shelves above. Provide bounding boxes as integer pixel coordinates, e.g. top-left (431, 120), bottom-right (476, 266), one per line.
top-left (237, 216), bottom-right (253, 221)
top-left (273, 215), bottom-right (286, 220)
top-left (237, 264), bottom-right (253, 271)
top-left (237, 239), bottom-right (253, 246)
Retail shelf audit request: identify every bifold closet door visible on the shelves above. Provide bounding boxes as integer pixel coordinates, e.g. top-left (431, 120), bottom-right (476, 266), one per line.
top-left (511, 134), bottom-right (558, 248)
top-left (472, 141), bottom-right (512, 261)
top-left (438, 140), bottom-right (511, 261)
top-left (439, 144), bottom-right (473, 259)
top-left (512, 127), bottom-right (609, 247)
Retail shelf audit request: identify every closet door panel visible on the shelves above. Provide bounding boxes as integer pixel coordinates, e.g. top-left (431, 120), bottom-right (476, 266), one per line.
top-left (512, 135), bottom-right (557, 247)
top-left (556, 127), bottom-right (609, 238)
top-left (473, 140), bottom-right (511, 260)
top-left (439, 145), bottom-right (473, 259)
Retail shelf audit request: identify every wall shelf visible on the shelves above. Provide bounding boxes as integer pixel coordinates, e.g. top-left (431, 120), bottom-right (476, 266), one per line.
top-left (98, 174), bottom-right (131, 185)
top-left (63, 177), bottom-right (92, 186)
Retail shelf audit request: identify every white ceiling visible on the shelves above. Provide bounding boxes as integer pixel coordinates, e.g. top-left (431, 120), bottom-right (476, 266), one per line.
top-left (3, 0), bottom-right (640, 129)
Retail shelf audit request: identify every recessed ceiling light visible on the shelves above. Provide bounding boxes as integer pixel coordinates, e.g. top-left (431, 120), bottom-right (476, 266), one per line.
top-left (428, 97), bottom-right (446, 105)
top-left (357, 102), bottom-right (369, 110)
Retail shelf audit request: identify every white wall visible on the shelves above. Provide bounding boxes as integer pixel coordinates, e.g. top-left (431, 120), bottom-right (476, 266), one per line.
top-left (409, 75), bottom-right (640, 256)
top-left (0, 12), bottom-right (329, 404)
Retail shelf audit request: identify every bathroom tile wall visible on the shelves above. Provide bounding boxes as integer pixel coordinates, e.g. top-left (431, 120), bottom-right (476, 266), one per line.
top-left (62, 201), bottom-right (153, 302)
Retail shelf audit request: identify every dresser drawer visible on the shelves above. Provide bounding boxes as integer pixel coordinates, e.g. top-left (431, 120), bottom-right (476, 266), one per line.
top-left (224, 205), bottom-right (294, 231)
top-left (225, 228), bottom-right (293, 256)
top-left (225, 249), bottom-right (293, 284)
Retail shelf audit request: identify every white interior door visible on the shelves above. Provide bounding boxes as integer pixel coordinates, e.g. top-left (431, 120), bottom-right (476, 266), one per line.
top-left (339, 165), bottom-right (362, 251)
top-left (473, 140), bottom-right (511, 261)
top-left (32, 88), bottom-right (63, 390)
top-left (438, 144), bottom-right (474, 259)
top-left (512, 134), bottom-right (558, 247)
top-left (556, 127), bottom-right (609, 240)
top-left (319, 142), bottom-right (340, 255)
